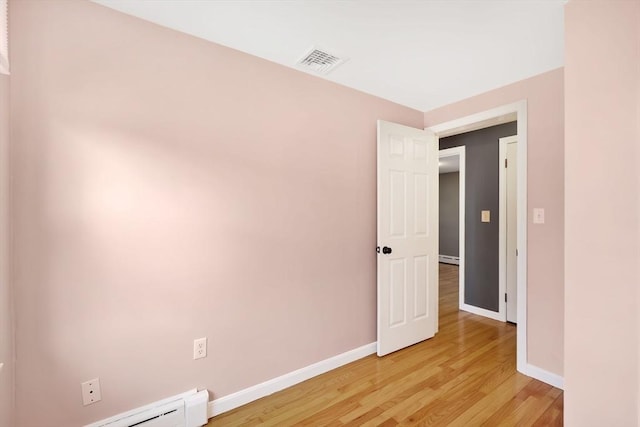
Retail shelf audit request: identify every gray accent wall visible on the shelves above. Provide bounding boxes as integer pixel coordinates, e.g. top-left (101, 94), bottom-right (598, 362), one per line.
top-left (439, 122), bottom-right (517, 312)
top-left (439, 172), bottom-right (459, 257)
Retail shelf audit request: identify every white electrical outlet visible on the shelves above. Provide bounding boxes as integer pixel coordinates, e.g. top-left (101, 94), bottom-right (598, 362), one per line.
top-left (193, 337), bottom-right (207, 360)
top-left (81, 378), bottom-right (102, 406)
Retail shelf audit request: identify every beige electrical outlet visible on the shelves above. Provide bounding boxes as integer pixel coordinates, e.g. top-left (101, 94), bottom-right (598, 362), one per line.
top-left (481, 210), bottom-right (491, 223)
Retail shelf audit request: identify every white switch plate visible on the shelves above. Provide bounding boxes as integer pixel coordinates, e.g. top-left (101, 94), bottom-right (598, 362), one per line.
top-left (481, 210), bottom-right (491, 223)
top-left (193, 337), bottom-right (207, 360)
top-left (81, 378), bottom-right (102, 406)
top-left (533, 208), bottom-right (545, 224)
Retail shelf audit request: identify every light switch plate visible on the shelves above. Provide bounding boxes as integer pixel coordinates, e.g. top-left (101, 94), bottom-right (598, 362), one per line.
top-left (533, 208), bottom-right (545, 224)
top-left (481, 210), bottom-right (491, 223)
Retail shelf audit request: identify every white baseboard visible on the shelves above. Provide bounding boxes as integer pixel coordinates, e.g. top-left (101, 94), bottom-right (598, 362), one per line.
top-left (460, 303), bottom-right (505, 322)
top-left (204, 342), bottom-right (563, 420)
top-left (439, 255), bottom-right (460, 265)
top-left (207, 342), bottom-right (377, 419)
top-left (520, 363), bottom-right (564, 390)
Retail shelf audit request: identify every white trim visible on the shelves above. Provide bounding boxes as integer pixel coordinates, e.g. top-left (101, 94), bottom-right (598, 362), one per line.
top-left (428, 100), bottom-right (529, 375)
top-left (459, 303), bottom-right (504, 322)
top-left (429, 104), bottom-right (518, 138)
top-left (516, 103), bottom-right (528, 375)
top-left (439, 146), bottom-right (465, 315)
top-left (207, 342), bottom-right (376, 419)
top-left (438, 255), bottom-right (459, 265)
top-left (204, 339), bottom-right (564, 420)
top-left (0, 0), bottom-right (8, 75)
top-left (498, 139), bottom-right (506, 320)
top-left (499, 135), bottom-right (518, 322)
top-left (521, 363), bottom-right (564, 390)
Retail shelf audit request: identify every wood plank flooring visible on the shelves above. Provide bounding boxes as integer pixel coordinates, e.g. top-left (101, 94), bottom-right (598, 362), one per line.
top-left (208, 264), bottom-right (563, 426)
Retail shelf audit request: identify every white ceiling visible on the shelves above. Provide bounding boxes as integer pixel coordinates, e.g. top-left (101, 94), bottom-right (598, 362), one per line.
top-left (92, 0), bottom-right (565, 112)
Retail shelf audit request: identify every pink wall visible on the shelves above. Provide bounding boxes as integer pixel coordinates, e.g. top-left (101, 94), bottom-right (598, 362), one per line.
top-left (564, 1), bottom-right (640, 425)
top-left (0, 73), bottom-right (13, 427)
top-left (424, 69), bottom-right (565, 376)
top-left (9, 1), bottom-right (423, 425)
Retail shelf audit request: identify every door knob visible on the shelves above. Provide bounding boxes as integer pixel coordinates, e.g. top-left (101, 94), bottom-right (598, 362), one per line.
top-left (382, 246), bottom-right (392, 254)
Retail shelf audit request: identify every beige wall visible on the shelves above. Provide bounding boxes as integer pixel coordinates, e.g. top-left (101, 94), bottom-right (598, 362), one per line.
top-left (0, 73), bottom-right (13, 427)
top-left (9, 1), bottom-right (423, 425)
top-left (424, 68), bottom-right (565, 376)
top-left (564, 1), bottom-right (640, 425)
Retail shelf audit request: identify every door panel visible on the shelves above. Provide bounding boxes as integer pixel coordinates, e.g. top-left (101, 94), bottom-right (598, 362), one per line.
top-left (413, 255), bottom-right (429, 319)
top-left (377, 120), bottom-right (438, 356)
top-left (389, 259), bottom-right (407, 326)
top-left (414, 174), bottom-right (429, 236)
top-left (389, 170), bottom-right (407, 237)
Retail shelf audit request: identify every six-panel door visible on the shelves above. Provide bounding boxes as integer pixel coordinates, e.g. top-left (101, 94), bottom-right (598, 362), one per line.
top-left (377, 120), bottom-right (438, 357)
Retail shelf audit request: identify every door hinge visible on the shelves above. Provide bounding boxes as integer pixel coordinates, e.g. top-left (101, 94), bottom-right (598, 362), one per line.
top-left (505, 158), bottom-right (508, 168)
top-left (516, 249), bottom-right (518, 256)
top-left (505, 293), bottom-right (508, 303)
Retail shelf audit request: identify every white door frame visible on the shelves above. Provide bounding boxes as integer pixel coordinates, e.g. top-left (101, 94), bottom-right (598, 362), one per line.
top-left (427, 100), bottom-right (528, 374)
top-left (438, 147), bottom-right (466, 318)
top-left (499, 135), bottom-right (518, 322)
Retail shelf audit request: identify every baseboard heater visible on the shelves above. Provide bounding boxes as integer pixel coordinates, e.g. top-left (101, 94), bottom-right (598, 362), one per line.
top-left (86, 389), bottom-right (209, 427)
top-left (439, 255), bottom-right (460, 265)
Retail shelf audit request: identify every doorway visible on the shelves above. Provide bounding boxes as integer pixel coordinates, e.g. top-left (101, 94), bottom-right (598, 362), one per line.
top-left (427, 100), bottom-right (528, 374)
top-left (438, 147), bottom-right (465, 314)
top-left (376, 101), bottom-right (529, 376)
top-left (438, 122), bottom-right (517, 322)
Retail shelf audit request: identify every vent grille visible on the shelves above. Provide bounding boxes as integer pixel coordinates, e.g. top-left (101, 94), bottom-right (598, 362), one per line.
top-left (297, 47), bottom-right (347, 75)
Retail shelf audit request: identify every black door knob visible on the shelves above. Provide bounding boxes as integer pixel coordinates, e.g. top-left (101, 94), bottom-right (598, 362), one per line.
top-left (382, 246), bottom-right (392, 254)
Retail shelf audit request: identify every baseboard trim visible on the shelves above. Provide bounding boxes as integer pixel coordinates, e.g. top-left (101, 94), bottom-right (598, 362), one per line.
top-left (204, 340), bottom-right (563, 418)
top-left (207, 342), bottom-right (377, 418)
top-left (460, 303), bottom-right (505, 322)
top-left (520, 363), bottom-right (564, 390)
top-left (438, 255), bottom-right (460, 265)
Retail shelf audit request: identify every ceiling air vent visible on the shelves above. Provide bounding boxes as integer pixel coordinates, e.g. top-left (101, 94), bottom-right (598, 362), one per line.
top-left (297, 47), bottom-right (347, 75)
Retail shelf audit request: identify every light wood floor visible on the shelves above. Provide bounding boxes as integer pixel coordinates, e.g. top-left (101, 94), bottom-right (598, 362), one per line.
top-left (208, 264), bottom-right (563, 426)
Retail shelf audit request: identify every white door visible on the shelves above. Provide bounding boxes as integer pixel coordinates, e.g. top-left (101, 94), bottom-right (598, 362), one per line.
top-left (377, 120), bottom-right (438, 356)
top-left (506, 141), bottom-right (518, 323)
